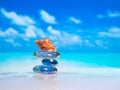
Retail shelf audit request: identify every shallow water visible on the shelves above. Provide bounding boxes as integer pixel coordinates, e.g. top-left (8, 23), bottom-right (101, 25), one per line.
top-left (0, 52), bottom-right (120, 78)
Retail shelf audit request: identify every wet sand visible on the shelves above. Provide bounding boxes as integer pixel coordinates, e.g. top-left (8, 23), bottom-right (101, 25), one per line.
top-left (0, 73), bottom-right (120, 90)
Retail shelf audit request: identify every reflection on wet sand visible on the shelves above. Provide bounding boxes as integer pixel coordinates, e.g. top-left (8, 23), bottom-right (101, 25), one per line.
top-left (33, 73), bottom-right (60, 90)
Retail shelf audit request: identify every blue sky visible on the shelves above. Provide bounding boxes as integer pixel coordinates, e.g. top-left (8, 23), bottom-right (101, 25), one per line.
top-left (0, 0), bottom-right (120, 53)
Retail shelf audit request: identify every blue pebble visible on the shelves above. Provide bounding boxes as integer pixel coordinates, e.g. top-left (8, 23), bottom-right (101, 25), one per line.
top-left (42, 59), bottom-right (58, 66)
top-left (33, 65), bottom-right (57, 74)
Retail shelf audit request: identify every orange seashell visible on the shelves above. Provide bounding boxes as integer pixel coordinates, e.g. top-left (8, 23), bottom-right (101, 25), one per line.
top-left (35, 38), bottom-right (56, 52)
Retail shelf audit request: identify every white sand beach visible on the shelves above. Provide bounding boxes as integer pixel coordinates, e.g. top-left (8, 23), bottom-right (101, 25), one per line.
top-left (0, 73), bottom-right (120, 90)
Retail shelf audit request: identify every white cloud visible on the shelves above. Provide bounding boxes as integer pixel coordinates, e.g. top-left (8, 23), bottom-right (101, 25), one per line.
top-left (0, 25), bottom-right (46, 43)
top-left (47, 26), bottom-right (61, 36)
top-left (95, 40), bottom-right (104, 47)
top-left (40, 10), bottom-right (57, 24)
top-left (107, 11), bottom-right (120, 18)
top-left (0, 26), bottom-right (46, 46)
top-left (47, 26), bottom-right (82, 47)
top-left (95, 40), bottom-right (108, 49)
top-left (1, 9), bottom-right (35, 26)
top-left (84, 39), bottom-right (94, 47)
top-left (21, 25), bottom-right (46, 41)
top-left (0, 28), bottom-right (21, 46)
top-left (71, 35), bottom-right (81, 43)
top-left (69, 17), bottom-right (81, 24)
top-left (99, 27), bottom-right (120, 38)
top-left (25, 25), bottom-right (37, 38)
top-left (61, 31), bottom-right (82, 45)
top-left (35, 28), bottom-right (46, 38)
top-left (97, 10), bottom-right (120, 18)
top-left (0, 28), bottom-right (18, 37)
top-left (5, 38), bottom-right (21, 46)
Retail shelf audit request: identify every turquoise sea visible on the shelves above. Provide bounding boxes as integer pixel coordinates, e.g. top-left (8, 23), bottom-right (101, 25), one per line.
top-left (0, 53), bottom-right (120, 78)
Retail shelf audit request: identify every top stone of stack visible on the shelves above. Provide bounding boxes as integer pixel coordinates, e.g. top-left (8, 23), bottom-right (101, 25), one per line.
top-left (35, 38), bottom-right (56, 52)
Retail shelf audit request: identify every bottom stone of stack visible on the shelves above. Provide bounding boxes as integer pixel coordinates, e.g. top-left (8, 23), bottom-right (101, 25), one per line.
top-left (33, 65), bottom-right (57, 74)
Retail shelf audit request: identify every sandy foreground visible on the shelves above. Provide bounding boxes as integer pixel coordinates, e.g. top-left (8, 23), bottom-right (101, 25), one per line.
top-left (0, 73), bottom-right (120, 90)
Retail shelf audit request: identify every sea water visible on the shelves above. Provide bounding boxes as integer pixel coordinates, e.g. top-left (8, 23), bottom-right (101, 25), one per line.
top-left (0, 52), bottom-right (120, 78)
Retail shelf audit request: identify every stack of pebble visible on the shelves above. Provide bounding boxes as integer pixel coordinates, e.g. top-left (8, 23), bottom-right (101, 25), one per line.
top-left (33, 38), bottom-right (60, 74)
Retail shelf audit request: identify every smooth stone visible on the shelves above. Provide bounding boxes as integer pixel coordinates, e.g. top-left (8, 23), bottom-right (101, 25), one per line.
top-left (42, 59), bottom-right (58, 66)
top-left (34, 51), bottom-right (60, 58)
top-left (33, 65), bottom-right (57, 74)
